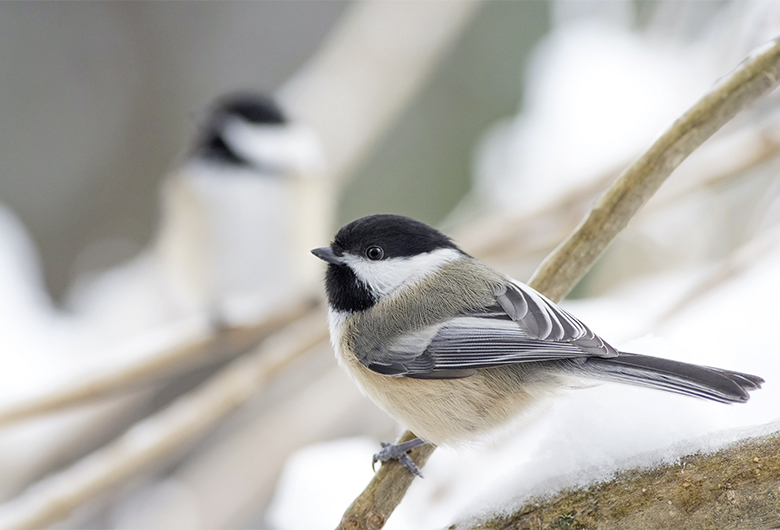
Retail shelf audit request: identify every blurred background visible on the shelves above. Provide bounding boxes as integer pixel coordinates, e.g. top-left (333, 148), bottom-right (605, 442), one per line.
top-left (0, 1), bottom-right (779, 529)
top-left (0, 0), bottom-right (543, 303)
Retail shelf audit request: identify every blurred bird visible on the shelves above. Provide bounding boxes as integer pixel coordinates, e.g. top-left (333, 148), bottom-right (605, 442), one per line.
top-left (68, 93), bottom-right (325, 340)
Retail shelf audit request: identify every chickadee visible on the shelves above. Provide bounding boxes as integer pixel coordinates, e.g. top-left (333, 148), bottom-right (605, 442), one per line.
top-left (312, 214), bottom-right (763, 476)
top-left (157, 92), bottom-right (325, 324)
top-left (68, 93), bottom-right (325, 339)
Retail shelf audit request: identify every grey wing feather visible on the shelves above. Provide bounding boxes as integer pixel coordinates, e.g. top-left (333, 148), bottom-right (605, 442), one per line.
top-left (369, 317), bottom-right (594, 377)
top-left (364, 279), bottom-right (618, 378)
top-left (493, 281), bottom-right (618, 357)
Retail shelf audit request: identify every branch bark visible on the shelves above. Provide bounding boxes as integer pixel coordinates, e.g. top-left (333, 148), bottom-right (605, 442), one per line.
top-left (336, 37), bottom-right (780, 530)
top-left (455, 430), bottom-right (780, 530)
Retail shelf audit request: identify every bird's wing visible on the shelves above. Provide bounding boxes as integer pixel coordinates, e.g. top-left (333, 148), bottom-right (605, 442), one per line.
top-left (366, 316), bottom-right (593, 378)
top-left (364, 280), bottom-right (618, 378)
top-left (492, 280), bottom-right (618, 356)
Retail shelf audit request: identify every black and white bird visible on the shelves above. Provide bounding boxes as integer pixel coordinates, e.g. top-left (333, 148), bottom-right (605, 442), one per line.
top-left (157, 93), bottom-right (324, 324)
top-left (312, 214), bottom-right (763, 476)
top-left (69, 93), bottom-right (324, 340)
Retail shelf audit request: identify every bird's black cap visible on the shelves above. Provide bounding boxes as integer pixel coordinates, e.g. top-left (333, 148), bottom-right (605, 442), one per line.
top-left (194, 92), bottom-right (287, 166)
top-left (331, 214), bottom-right (459, 260)
top-left (315, 214), bottom-right (461, 313)
top-left (215, 93), bottom-right (287, 125)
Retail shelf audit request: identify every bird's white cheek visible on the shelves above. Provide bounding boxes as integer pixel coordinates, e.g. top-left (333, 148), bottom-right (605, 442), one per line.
top-left (342, 248), bottom-right (462, 298)
top-left (345, 260), bottom-right (412, 298)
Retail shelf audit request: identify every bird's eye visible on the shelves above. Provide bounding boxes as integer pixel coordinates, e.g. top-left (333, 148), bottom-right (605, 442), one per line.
top-left (366, 246), bottom-right (385, 260)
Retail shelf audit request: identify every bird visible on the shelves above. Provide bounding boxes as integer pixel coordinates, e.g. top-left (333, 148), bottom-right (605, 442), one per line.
top-left (311, 213), bottom-right (764, 476)
top-left (68, 92), bottom-right (324, 340)
top-left (156, 92), bottom-right (325, 325)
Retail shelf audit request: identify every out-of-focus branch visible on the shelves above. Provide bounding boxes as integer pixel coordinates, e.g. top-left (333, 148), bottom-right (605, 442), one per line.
top-left (0, 311), bottom-right (328, 530)
top-left (279, 0), bottom-right (484, 187)
top-left (454, 430), bottom-right (780, 530)
top-left (652, 226), bottom-right (780, 327)
top-left (530, 38), bottom-right (780, 301)
top-left (0, 298), bottom-right (316, 427)
top-left (336, 37), bottom-right (780, 530)
top-left (461, 118), bottom-right (780, 263)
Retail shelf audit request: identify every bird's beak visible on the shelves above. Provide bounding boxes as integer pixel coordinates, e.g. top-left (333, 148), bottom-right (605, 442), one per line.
top-left (311, 247), bottom-right (344, 265)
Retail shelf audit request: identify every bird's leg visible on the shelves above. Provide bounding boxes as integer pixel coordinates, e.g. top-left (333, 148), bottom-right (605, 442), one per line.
top-left (372, 437), bottom-right (427, 477)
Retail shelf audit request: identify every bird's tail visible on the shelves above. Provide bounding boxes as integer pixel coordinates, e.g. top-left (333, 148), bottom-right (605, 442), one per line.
top-left (562, 352), bottom-right (763, 404)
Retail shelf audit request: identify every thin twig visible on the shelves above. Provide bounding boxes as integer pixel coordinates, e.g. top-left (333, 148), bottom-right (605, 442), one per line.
top-left (652, 226), bottom-right (780, 328)
top-left (461, 117), bottom-right (780, 264)
top-left (336, 37), bottom-right (780, 530)
top-left (0, 298), bottom-right (316, 427)
top-left (0, 310), bottom-right (329, 530)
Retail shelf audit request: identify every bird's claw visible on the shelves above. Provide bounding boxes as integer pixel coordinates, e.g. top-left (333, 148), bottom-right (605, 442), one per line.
top-left (372, 440), bottom-right (424, 477)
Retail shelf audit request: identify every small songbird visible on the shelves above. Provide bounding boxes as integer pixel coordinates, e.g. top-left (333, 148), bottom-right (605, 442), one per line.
top-left (68, 93), bottom-right (324, 338)
top-left (158, 92), bottom-right (324, 324)
top-left (312, 214), bottom-right (763, 476)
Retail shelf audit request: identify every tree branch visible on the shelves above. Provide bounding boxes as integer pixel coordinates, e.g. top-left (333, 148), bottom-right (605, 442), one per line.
top-left (0, 311), bottom-right (328, 530)
top-left (455, 430), bottom-right (780, 530)
top-left (530, 38), bottom-right (780, 301)
top-left (0, 298), bottom-right (315, 427)
top-left (336, 37), bottom-right (780, 530)
top-left (460, 116), bottom-right (780, 264)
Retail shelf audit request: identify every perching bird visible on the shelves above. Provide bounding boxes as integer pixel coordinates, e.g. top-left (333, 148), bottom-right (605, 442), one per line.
top-left (157, 92), bottom-right (324, 325)
top-left (312, 214), bottom-right (763, 476)
top-left (68, 93), bottom-right (324, 339)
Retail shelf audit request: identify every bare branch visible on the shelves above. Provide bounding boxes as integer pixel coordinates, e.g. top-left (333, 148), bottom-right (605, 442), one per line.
top-left (0, 299), bottom-right (316, 427)
top-left (461, 117), bottom-right (780, 264)
top-left (336, 37), bottom-right (780, 530)
top-left (0, 311), bottom-right (328, 530)
top-left (530, 38), bottom-right (780, 301)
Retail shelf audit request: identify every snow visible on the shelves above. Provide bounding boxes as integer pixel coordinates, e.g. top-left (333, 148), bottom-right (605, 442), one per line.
top-left (264, 438), bottom-right (378, 530)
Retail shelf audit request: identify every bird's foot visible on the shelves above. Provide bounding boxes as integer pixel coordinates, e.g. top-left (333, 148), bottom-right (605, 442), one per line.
top-left (372, 437), bottom-right (426, 478)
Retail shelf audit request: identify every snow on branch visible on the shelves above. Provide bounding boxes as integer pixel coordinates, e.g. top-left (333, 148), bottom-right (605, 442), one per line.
top-left (455, 429), bottom-right (780, 530)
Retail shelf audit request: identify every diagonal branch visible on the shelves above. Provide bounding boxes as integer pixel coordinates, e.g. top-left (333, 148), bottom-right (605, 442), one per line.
top-left (0, 311), bottom-right (329, 530)
top-left (336, 36), bottom-right (780, 530)
top-left (0, 298), bottom-right (315, 427)
top-left (529, 37), bottom-right (780, 301)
